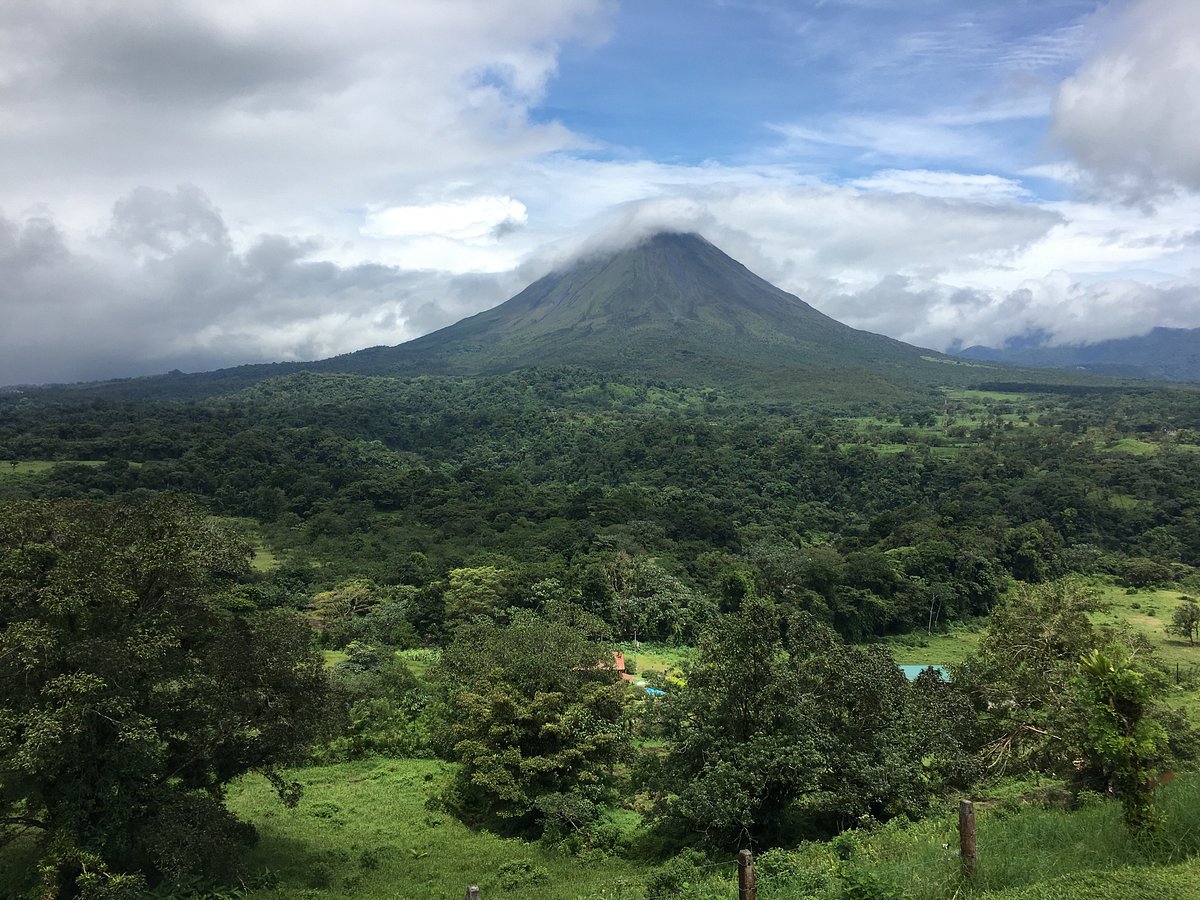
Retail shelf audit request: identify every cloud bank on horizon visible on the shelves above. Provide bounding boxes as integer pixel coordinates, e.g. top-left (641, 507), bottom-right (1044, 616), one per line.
top-left (2, 0), bottom-right (1200, 384)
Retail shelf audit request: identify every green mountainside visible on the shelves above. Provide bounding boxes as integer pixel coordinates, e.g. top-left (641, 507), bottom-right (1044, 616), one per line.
top-left (355, 231), bottom-right (940, 386)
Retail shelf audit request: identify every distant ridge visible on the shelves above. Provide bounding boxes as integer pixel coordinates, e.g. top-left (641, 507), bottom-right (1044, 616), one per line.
top-left (958, 326), bottom-right (1200, 384)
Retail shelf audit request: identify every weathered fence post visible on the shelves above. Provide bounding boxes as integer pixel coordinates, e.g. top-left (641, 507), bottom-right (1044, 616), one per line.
top-left (959, 799), bottom-right (976, 878)
top-left (738, 848), bottom-right (756, 900)
top-left (465, 886), bottom-right (480, 900)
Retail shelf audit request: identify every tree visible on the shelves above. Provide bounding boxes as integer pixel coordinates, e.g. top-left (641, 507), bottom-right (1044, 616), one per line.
top-left (1002, 520), bottom-right (1064, 583)
top-left (955, 579), bottom-right (1103, 773)
top-left (1117, 556), bottom-right (1174, 589)
top-left (309, 577), bottom-right (381, 646)
top-left (649, 599), bottom-right (964, 847)
top-left (1167, 597), bottom-right (1200, 645)
top-left (442, 565), bottom-right (507, 628)
top-left (958, 578), bottom-right (1192, 794)
top-left (431, 611), bottom-right (630, 838)
top-left (1076, 648), bottom-right (1171, 831)
top-left (648, 597), bottom-right (824, 848)
top-left (0, 498), bottom-right (331, 894)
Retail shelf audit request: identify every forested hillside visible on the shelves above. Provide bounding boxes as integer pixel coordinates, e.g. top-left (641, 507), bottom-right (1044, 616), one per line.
top-left (4, 366), bottom-right (1200, 897)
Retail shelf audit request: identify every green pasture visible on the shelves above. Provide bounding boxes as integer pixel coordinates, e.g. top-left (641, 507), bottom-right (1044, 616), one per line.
top-left (323, 649), bottom-right (349, 668)
top-left (760, 774), bottom-right (1200, 899)
top-left (1085, 579), bottom-right (1200, 717)
top-left (617, 642), bottom-right (690, 682)
top-left (0, 459), bottom-right (105, 478)
top-left (1104, 437), bottom-right (1159, 456)
top-left (945, 389), bottom-right (1037, 402)
top-left (395, 648), bottom-right (439, 681)
top-left (323, 648), bottom-right (438, 681)
top-left (920, 356), bottom-right (997, 369)
top-left (229, 759), bottom-right (640, 900)
top-left (884, 627), bottom-right (983, 667)
top-left (223, 764), bottom-right (1200, 900)
top-left (250, 544), bottom-right (281, 572)
top-left (1086, 579), bottom-right (1200, 668)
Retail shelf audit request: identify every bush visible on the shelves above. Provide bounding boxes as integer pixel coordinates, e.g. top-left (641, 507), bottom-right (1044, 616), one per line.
top-left (643, 849), bottom-right (710, 898)
top-left (839, 867), bottom-right (903, 900)
top-left (322, 655), bottom-right (432, 760)
top-left (496, 860), bottom-right (549, 889)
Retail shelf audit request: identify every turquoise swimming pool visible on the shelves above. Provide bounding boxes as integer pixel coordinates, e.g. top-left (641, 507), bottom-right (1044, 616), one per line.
top-left (899, 664), bottom-right (950, 680)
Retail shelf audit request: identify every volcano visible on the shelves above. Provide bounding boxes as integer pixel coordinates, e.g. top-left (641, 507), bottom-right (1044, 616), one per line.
top-left (326, 231), bottom-right (963, 400)
top-left (49, 231), bottom-right (1068, 402)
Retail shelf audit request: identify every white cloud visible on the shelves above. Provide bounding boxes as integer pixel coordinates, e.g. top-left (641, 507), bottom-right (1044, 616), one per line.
top-left (364, 197), bottom-right (528, 243)
top-left (850, 169), bottom-right (1031, 202)
top-left (0, 0), bottom-right (610, 237)
top-left (1052, 0), bottom-right (1200, 202)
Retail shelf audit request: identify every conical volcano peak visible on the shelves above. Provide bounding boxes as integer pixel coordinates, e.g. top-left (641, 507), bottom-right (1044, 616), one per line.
top-left (569, 228), bottom-right (714, 263)
top-left (371, 228), bottom-right (938, 395)
top-left (49, 229), bottom-right (1098, 403)
top-left (624, 229), bottom-right (714, 252)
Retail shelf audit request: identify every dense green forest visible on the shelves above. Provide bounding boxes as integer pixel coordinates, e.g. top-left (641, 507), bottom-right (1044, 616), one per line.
top-left (4, 366), bottom-right (1200, 897)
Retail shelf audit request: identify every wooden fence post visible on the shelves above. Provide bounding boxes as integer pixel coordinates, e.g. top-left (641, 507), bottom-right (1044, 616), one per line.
top-left (465, 886), bottom-right (480, 900)
top-left (738, 848), bottom-right (756, 900)
top-left (959, 799), bottom-right (976, 878)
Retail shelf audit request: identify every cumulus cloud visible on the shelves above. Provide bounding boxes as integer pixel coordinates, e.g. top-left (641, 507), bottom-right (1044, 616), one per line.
top-left (1052, 0), bottom-right (1200, 203)
top-left (0, 0), bottom-right (610, 234)
top-left (0, 187), bottom-right (518, 385)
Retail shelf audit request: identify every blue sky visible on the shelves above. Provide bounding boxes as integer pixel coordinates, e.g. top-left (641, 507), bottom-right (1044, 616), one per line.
top-left (540, 1), bottom-right (1092, 175)
top-left (1, 0), bottom-right (1199, 383)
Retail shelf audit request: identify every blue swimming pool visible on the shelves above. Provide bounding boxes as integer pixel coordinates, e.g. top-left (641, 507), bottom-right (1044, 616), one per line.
top-left (899, 664), bottom-right (950, 680)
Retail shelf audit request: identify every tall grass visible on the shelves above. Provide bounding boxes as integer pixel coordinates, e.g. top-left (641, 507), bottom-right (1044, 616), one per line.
top-left (754, 775), bottom-right (1200, 899)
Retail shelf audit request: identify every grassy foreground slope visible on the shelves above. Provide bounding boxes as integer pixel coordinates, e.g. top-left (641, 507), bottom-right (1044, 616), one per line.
top-left (221, 760), bottom-right (1200, 900)
top-left (797, 776), bottom-right (1200, 900)
top-left (227, 759), bottom-right (639, 900)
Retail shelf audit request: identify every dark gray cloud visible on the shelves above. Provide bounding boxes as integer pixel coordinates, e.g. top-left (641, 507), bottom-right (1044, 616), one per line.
top-left (0, 0), bottom-right (607, 239)
top-left (0, 187), bottom-right (514, 385)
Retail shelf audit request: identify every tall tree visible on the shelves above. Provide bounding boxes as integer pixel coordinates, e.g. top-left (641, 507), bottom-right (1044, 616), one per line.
top-left (431, 611), bottom-right (630, 838)
top-left (1076, 648), bottom-right (1171, 831)
top-left (0, 498), bottom-right (330, 894)
top-left (956, 579), bottom-right (1103, 773)
top-left (1167, 597), bottom-right (1200, 646)
top-left (648, 598), bottom-right (825, 848)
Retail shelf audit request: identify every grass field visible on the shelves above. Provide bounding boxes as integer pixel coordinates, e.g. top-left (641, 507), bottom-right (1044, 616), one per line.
top-left (395, 648), bottom-right (439, 680)
top-left (0, 459), bottom-right (105, 478)
top-left (223, 766), bottom-right (1200, 900)
top-left (616, 642), bottom-right (690, 682)
top-left (250, 544), bottom-right (281, 572)
top-left (228, 759), bottom-right (640, 900)
top-left (1087, 579), bottom-right (1199, 663)
top-left (757, 774), bottom-right (1200, 899)
top-left (207, 516), bottom-right (284, 573)
top-left (1103, 437), bottom-right (1159, 455)
top-left (884, 627), bottom-right (983, 667)
top-left (7, 763), bottom-right (1200, 899)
